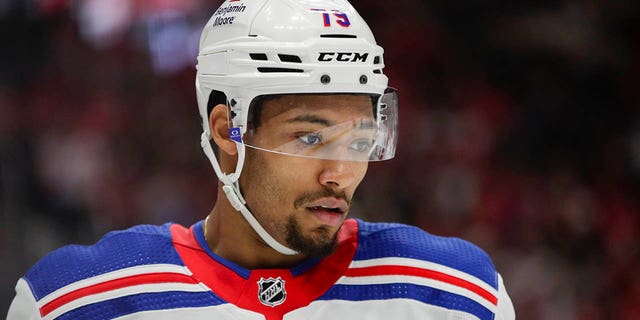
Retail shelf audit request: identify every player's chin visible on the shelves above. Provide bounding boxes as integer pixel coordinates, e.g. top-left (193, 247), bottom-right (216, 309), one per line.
top-left (286, 223), bottom-right (339, 258)
top-left (300, 232), bottom-right (339, 257)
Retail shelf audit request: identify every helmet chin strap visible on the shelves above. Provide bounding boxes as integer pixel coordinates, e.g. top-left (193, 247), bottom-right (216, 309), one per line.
top-left (200, 130), bottom-right (300, 256)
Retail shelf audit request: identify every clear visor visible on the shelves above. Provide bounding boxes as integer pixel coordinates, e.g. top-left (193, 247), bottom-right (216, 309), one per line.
top-left (230, 88), bottom-right (398, 162)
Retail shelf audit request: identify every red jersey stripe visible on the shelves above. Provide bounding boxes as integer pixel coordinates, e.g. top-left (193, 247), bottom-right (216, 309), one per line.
top-left (39, 272), bottom-right (198, 317)
top-left (345, 265), bottom-right (498, 306)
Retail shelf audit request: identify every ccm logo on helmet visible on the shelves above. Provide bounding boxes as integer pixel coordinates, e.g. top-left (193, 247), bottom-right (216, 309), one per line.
top-left (318, 52), bottom-right (369, 62)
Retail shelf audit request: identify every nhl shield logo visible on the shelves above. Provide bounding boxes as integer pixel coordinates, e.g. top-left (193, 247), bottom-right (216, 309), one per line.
top-left (257, 277), bottom-right (286, 307)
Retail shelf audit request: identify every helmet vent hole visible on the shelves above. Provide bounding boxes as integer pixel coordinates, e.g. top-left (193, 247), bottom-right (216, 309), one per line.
top-left (320, 34), bottom-right (357, 39)
top-left (321, 75), bottom-right (331, 84)
top-left (257, 67), bottom-right (304, 73)
top-left (374, 56), bottom-right (381, 64)
top-left (278, 54), bottom-right (302, 63)
top-left (250, 53), bottom-right (268, 61)
top-left (373, 69), bottom-right (382, 74)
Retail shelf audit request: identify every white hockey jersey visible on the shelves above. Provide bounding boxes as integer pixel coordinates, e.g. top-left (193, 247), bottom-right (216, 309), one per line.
top-left (7, 219), bottom-right (515, 319)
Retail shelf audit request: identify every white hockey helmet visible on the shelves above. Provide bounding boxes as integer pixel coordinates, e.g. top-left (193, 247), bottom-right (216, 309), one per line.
top-left (196, 0), bottom-right (398, 255)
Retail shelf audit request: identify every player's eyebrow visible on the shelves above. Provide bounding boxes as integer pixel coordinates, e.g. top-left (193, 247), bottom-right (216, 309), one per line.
top-left (286, 115), bottom-right (333, 127)
top-left (285, 115), bottom-right (377, 131)
top-left (356, 120), bottom-right (376, 130)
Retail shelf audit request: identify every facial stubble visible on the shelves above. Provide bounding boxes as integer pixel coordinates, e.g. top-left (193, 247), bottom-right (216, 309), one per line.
top-left (242, 148), bottom-right (343, 258)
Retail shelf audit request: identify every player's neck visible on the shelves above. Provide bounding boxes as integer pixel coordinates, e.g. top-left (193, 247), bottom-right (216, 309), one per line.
top-left (203, 191), bottom-right (308, 270)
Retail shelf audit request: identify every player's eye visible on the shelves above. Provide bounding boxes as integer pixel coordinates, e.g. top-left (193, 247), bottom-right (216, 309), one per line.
top-left (349, 138), bottom-right (373, 153)
top-left (297, 132), bottom-right (323, 146)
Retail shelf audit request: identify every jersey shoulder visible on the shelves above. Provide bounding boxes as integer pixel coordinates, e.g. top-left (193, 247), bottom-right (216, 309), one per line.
top-left (23, 223), bottom-right (184, 301)
top-left (354, 220), bottom-right (498, 289)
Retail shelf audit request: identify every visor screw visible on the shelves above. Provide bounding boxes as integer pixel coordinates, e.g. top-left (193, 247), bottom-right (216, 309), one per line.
top-left (321, 74), bottom-right (331, 85)
top-left (230, 99), bottom-right (237, 107)
top-left (359, 75), bottom-right (368, 84)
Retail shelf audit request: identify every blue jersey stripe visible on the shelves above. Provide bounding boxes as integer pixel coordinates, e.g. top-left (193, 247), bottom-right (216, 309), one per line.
top-left (55, 291), bottom-right (225, 320)
top-left (319, 283), bottom-right (493, 320)
top-left (26, 224), bottom-right (184, 300)
top-left (354, 220), bottom-right (498, 290)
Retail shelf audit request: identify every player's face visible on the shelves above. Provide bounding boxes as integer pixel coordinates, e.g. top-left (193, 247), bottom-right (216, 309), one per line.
top-left (239, 94), bottom-right (371, 257)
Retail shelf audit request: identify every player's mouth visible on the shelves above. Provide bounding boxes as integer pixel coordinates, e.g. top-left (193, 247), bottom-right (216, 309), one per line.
top-left (305, 198), bottom-right (348, 227)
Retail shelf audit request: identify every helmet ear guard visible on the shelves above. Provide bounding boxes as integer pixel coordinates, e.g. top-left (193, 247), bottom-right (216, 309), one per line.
top-left (203, 113), bottom-right (298, 255)
top-left (196, 0), bottom-right (398, 255)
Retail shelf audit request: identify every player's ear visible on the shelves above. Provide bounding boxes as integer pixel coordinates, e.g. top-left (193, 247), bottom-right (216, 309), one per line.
top-left (210, 104), bottom-right (238, 156)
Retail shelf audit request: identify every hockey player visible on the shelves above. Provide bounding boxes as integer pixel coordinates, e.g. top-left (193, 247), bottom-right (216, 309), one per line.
top-left (7, 0), bottom-right (515, 319)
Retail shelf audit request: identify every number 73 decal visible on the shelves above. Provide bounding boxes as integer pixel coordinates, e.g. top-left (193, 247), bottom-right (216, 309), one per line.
top-left (310, 9), bottom-right (351, 27)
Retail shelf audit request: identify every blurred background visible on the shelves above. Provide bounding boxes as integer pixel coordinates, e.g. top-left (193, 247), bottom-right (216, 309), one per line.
top-left (1, 0), bottom-right (639, 318)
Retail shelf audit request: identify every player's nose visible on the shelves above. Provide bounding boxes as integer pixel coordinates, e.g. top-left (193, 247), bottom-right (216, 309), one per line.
top-left (318, 160), bottom-right (357, 189)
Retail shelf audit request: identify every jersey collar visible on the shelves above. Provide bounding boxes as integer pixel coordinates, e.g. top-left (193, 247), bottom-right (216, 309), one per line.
top-left (171, 219), bottom-right (359, 318)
